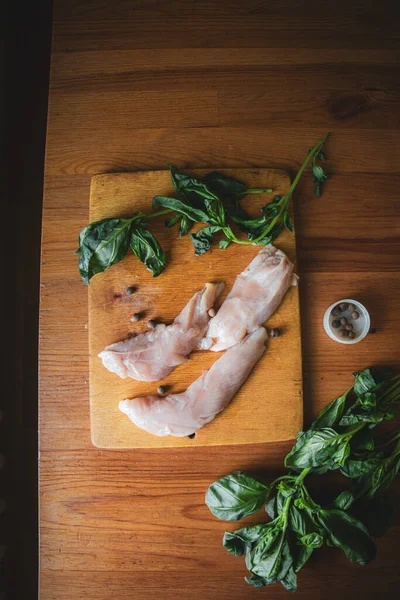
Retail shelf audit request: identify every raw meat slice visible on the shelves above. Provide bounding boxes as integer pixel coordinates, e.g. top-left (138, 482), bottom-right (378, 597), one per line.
top-left (202, 244), bottom-right (296, 352)
top-left (119, 327), bottom-right (268, 437)
top-left (98, 282), bottom-right (224, 382)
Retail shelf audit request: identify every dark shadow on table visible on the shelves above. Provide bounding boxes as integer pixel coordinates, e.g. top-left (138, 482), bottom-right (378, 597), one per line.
top-left (3, 0), bottom-right (53, 598)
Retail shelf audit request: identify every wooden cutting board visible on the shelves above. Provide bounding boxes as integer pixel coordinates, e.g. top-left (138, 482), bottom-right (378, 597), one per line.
top-left (89, 169), bottom-right (302, 448)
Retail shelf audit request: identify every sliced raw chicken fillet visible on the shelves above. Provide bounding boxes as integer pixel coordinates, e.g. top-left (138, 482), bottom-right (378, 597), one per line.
top-left (202, 244), bottom-right (296, 352)
top-left (98, 282), bottom-right (224, 382)
top-left (119, 327), bottom-right (268, 437)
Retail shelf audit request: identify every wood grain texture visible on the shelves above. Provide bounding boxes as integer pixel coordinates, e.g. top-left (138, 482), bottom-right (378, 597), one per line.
top-left (40, 0), bottom-right (400, 598)
top-left (89, 169), bottom-right (302, 448)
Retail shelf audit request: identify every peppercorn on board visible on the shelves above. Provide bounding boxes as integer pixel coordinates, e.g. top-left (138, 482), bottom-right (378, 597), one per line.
top-left (89, 169), bottom-right (302, 448)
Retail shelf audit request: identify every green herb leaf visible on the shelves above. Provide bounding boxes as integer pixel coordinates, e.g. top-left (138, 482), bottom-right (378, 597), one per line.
top-left (311, 390), bottom-right (349, 429)
top-left (153, 195), bottom-right (209, 223)
top-left (245, 574), bottom-right (269, 588)
top-left (204, 197), bottom-right (227, 227)
top-left (167, 163), bottom-right (218, 207)
top-left (77, 217), bottom-right (133, 284)
top-left (283, 210), bottom-right (294, 232)
top-left (165, 213), bottom-right (181, 228)
top-left (205, 471), bottom-right (270, 521)
top-left (129, 227), bottom-right (166, 277)
top-left (190, 226), bottom-right (221, 256)
top-left (203, 171), bottom-right (247, 202)
top-left (219, 239), bottom-right (231, 250)
top-left (284, 428), bottom-right (352, 472)
top-left (317, 509), bottom-right (376, 565)
top-left (300, 533), bottom-right (324, 548)
top-left (280, 566), bottom-right (297, 591)
top-left (352, 367), bottom-right (389, 396)
top-left (223, 524), bottom-right (266, 556)
top-left (340, 454), bottom-right (383, 479)
top-left (332, 490), bottom-right (355, 511)
top-left (178, 215), bottom-right (193, 237)
top-left (250, 532), bottom-right (293, 583)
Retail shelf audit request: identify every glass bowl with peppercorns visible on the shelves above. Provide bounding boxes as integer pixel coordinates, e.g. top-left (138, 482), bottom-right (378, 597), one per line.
top-left (323, 299), bottom-right (370, 345)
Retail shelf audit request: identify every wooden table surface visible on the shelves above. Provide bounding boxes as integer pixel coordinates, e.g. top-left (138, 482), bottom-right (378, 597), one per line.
top-left (39, 1), bottom-right (400, 598)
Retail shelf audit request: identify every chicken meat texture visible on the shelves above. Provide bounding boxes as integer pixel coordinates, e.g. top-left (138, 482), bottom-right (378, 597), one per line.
top-left (99, 282), bottom-right (224, 382)
top-left (202, 244), bottom-right (296, 352)
top-left (119, 327), bottom-right (268, 437)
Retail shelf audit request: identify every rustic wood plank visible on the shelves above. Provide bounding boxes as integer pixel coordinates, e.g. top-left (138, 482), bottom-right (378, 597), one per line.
top-left (50, 49), bottom-right (400, 88)
top-left (44, 128), bottom-right (400, 177)
top-left (51, 0), bottom-right (400, 52)
top-left (39, 564), bottom-right (400, 600)
top-left (48, 89), bottom-right (219, 131)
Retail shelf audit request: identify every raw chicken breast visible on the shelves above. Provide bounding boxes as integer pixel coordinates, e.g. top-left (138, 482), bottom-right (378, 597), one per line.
top-left (98, 282), bottom-right (224, 382)
top-left (202, 245), bottom-right (296, 352)
top-left (119, 327), bottom-right (268, 437)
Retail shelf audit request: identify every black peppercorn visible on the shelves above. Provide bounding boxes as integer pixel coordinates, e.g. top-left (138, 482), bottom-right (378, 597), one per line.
top-left (331, 306), bottom-right (341, 317)
top-left (352, 311), bottom-right (360, 320)
top-left (339, 302), bottom-right (348, 312)
top-left (348, 331), bottom-right (356, 340)
top-left (269, 328), bottom-right (281, 338)
top-left (340, 317), bottom-right (348, 326)
top-left (344, 323), bottom-right (353, 331)
top-left (332, 319), bottom-right (340, 329)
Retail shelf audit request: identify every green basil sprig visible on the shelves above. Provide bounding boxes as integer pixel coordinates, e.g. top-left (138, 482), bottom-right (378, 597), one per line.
top-left (77, 134), bottom-right (330, 284)
top-left (205, 367), bottom-right (400, 592)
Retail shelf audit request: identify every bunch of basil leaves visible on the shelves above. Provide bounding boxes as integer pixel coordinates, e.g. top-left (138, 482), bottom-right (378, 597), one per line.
top-left (76, 134), bottom-right (330, 284)
top-left (206, 367), bottom-right (400, 592)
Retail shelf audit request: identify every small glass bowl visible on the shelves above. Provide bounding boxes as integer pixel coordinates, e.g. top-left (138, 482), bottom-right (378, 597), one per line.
top-left (323, 298), bottom-right (370, 345)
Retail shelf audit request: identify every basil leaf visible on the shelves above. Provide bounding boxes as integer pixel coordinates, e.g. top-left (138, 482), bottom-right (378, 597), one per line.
top-left (300, 533), bottom-right (323, 548)
top-left (165, 213), bottom-right (181, 228)
top-left (205, 471), bottom-right (270, 521)
top-left (339, 454), bottom-right (383, 479)
top-left (350, 428), bottom-right (375, 452)
top-left (178, 215), bottom-right (193, 237)
top-left (223, 524), bottom-right (267, 556)
top-left (317, 509), bottom-right (376, 565)
top-left (77, 217), bottom-right (133, 284)
top-left (153, 195), bottom-right (209, 223)
top-left (280, 566), bottom-right (297, 591)
top-left (251, 533), bottom-right (293, 584)
top-left (203, 171), bottom-right (247, 202)
top-left (352, 367), bottom-right (388, 396)
top-left (167, 163), bottom-right (218, 206)
top-left (204, 197), bottom-right (226, 227)
top-left (311, 390), bottom-right (349, 429)
top-left (261, 195), bottom-right (282, 218)
top-left (283, 210), bottom-right (294, 233)
top-left (369, 451), bottom-right (400, 497)
top-left (289, 505), bottom-right (321, 537)
top-left (292, 544), bottom-right (313, 573)
top-left (245, 574), bottom-right (269, 588)
top-left (129, 227), bottom-right (166, 277)
top-left (358, 391), bottom-right (378, 410)
top-left (219, 239), bottom-right (231, 250)
top-left (266, 489), bottom-right (286, 520)
top-left (332, 490), bottom-right (355, 511)
top-left (284, 428), bottom-right (351, 472)
top-left (190, 226), bottom-right (221, 256)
